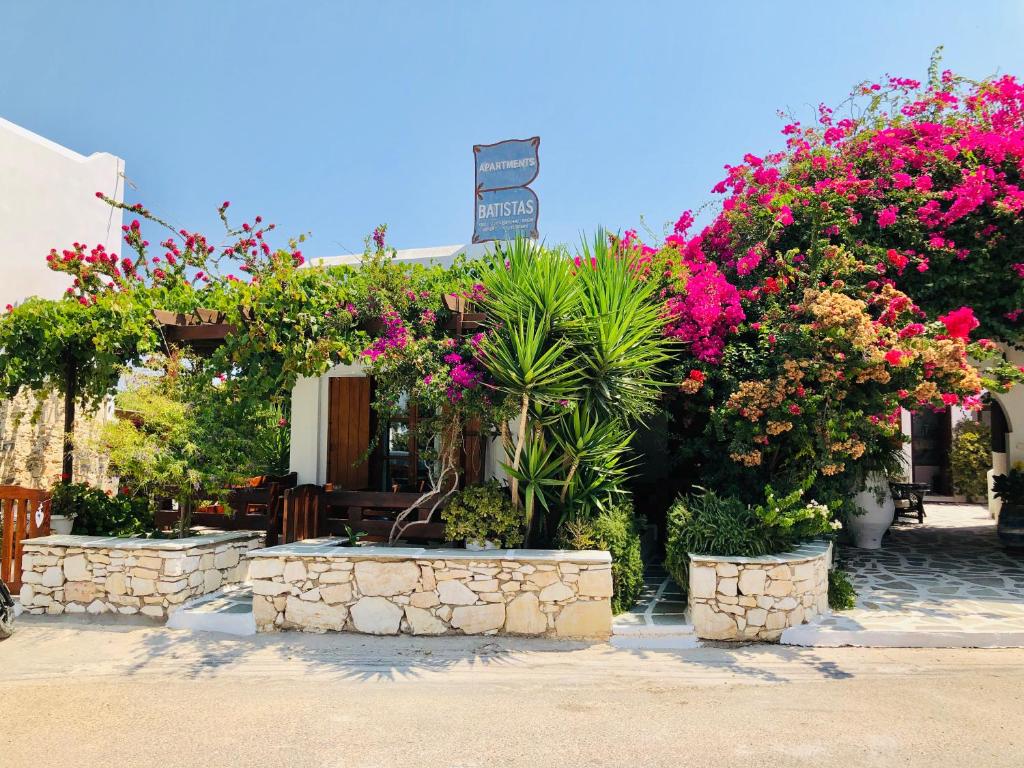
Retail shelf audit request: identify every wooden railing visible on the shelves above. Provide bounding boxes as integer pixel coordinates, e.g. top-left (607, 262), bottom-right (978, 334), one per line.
top-left (281, 486), bottom-right (447, 544)
top-left (0, 486), bottom-right (51, 593)
top-left (153, 472), bottom-right (297, 545)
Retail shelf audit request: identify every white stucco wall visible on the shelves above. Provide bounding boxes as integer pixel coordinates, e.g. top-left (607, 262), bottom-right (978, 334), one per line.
top-left (0, 117), bottom-right (125, 307)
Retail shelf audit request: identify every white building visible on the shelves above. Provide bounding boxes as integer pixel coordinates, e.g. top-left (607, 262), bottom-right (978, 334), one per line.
top-left (291, 244), bottom-right (496, 487)
top-left (0, 116), bottom-right (125, 307)
top-left (0, 117), bottom-right (124, 489)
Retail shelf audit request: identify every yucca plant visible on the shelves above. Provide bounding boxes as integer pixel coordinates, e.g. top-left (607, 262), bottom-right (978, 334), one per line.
top-left (477, 234), bottom-right (676, 544)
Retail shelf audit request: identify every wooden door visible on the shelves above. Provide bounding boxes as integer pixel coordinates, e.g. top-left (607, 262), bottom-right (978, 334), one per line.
top-left (327, 377), bottom-right (371, 490)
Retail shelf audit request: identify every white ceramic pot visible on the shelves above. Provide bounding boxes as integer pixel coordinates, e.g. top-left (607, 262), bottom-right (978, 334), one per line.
top-left (50, 514), bottom-right (76, 535)
top-left (465, 538), bottom-right (499, 551)
top-left (849, 472), bottom-right (895, 549)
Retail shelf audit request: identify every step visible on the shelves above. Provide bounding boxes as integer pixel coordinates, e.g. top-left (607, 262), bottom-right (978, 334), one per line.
top-left (166, 585), bottom-right (255, 636)
top-left (611, 613), bottom-right (699, 649)
top-left (781, 618), bottom-right (1024, 649)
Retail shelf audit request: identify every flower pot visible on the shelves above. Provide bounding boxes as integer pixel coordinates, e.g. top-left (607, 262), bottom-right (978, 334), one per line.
top-left (465, 538), bottom-right (499, 551)
top-left (50, 514), bottom-right (76, 535)
top-left (848, 472), bottom-right (895, 549)
top-left (997, 502), bottom-right (1024, 550)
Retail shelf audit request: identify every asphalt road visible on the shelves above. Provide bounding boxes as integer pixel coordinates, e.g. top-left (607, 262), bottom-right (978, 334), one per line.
top-left (1, 617), bottom-right (1022, 767)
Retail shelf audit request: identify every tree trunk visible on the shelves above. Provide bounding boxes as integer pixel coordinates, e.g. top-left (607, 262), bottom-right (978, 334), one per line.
top-left (62, 354), bottom-right (78, 484)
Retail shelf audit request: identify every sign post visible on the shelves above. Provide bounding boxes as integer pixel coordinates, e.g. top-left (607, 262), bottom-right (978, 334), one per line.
top-left (473, 136), bottom-right (540, 243)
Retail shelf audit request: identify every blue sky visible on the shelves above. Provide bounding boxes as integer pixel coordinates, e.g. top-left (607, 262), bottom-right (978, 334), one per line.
top-left (2, 1), bottom-right (1023, 256)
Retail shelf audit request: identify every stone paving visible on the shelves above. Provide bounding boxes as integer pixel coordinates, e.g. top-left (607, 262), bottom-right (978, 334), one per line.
top-left (611, 564), bottom-right (694, 641)
top-left (785, 503), bottom-right (1024, 646)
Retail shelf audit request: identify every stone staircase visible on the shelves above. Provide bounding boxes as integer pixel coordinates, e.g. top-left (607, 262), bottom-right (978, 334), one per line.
top-left (166, 584), bottom-right (255, 636)
top-left (610, 568), bottom-right (699, 649)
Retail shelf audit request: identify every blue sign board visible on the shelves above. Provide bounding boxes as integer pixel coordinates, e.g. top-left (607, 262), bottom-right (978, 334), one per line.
top-left (473, 136), bottom-right (539, 243)
top-left (474, 187), bottom-right (539, 242)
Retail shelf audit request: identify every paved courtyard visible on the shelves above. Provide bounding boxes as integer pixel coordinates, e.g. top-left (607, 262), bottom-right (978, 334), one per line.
top-left (787, 504), bottom-right (1024, 646)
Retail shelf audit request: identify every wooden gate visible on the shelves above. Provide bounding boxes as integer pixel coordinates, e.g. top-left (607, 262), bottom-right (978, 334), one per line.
top-left (0, 486), bottom-right (51, 593)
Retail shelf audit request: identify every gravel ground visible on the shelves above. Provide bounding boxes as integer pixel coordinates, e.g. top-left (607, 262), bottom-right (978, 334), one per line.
top-left (1, 616), bottom-right (1022, 767)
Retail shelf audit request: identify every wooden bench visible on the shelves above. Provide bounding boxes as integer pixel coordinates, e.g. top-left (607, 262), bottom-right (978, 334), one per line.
top-left (281, 486), bottom-right (447, 544)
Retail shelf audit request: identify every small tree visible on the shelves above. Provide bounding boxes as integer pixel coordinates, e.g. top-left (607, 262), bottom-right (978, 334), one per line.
top-left (950, 419), bottom-right (992, 502)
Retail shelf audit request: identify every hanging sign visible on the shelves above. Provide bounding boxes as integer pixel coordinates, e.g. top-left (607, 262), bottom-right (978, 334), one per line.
top-left (473, 136), bottom-right (540, 243)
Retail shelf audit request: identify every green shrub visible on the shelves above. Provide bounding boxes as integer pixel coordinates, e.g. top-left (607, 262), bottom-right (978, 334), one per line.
top-left (950, 420), bottom-right (991, 502)
top-left (441, 481), bottom-right (523, 548)
top-left (828, 568), bottom-right (857, 610)
top-left (53, 483), bottom-right (153, 537)
top-left (664, 487), bottom-right (832, 592)
top-left (557, 502), bottom-right (645, 614)
top-left (993, 467), bottom-right (1024, 506)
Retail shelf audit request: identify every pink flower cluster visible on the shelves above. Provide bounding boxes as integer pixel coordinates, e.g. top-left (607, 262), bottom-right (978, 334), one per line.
top-left (361, 311), bottom-right (409, 361)
top-left (662, 254), bottom-right (745, 364)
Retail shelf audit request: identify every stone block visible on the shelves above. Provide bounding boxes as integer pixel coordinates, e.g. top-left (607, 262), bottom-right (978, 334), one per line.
top-left (451, 603), bottom-right (505, 634)
top-left (252, 579), bottom-right (292, 596)
top-left (404, 606), bottom-right (447, 635)
top-left (320, 583), bottom-right (353, 605)
top-left (690, 566), bottom-right (717, 599)
top-left (135, 556), bottom-right (162, 571)
top-left (554, 600), bottom-right (612, 638)
top-left (350, 596), bottom-right (402, 634)
top-left (419, 565), bottom-right (437, 591)
top-left (204, 569), bottom-right (223, 592)
top-left (141, 605), bottom-right (165, 618)
top-left (214, 549), bottom-right (240, 570)
top-left (434, 568), bottom-right (471, 581)
top-left (767, 579), bottom-right (793, 597)
top-left (526, 570), bottom-right (560, 588)
top-left (284, 596), bottom-right (347, 632)
top-left (746, 607), bottom-right (768, 627)
top-left (299, 587), bottom-right (321, 602)
top-left (716, 562), bottom-right (739, 577)
top-left (253, 595), bottom-right (278, 627)
top-left (467, 579), bottom-right (499, 593)
top-left (157, 579), bottom-right (189, 594)
top-left (504, 592), bottom-right (547, 635)
top-left (766, 564), bottom-right (792, 580)
top-left (319, 570), bottom-right (352, 584)
top-left (717, 577), bottom-right (738, 597)
top-left (42, 566), bottom-right (65, 587)
top-left (354, 561), bottom-right (421, 596)
top-left (577, 569), bottom-right (613, 598)
top-left (738, 568), bottom-right (767, 595)
top-left (282, 560), bottom-right (307, 584)
top-left (691, 603), bottom-right (737, 640)
top-left (86, 599), bottom-right (108, 615)
top-left (538, 582), bottom-right (575, 602)
top-left (437, 579), bottom-right (478, 606)
top-left (132, 578), bottom-right (156, 596)
top-left (106, 572), bottom-right (127, 596)
top-left (64, 580), bottom-right (96, 603)
top-left (410, 590), bottom-right (440, 609)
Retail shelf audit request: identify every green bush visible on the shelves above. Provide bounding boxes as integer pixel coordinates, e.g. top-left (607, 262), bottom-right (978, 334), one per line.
top-left (53, 483), bottom-right (153, 537)
top-left (993, 467), bottom-right (1024, 506)
top-left (950, 420), bottom-right (991, 502)
top-left (828, 568), bottom-right (857, 610)
top-left (664, 487), bottom-right (832, 592)
top-left (441, 482), bottom-right (524, 548)
top-left (557, 502), bottom-right (645, 614)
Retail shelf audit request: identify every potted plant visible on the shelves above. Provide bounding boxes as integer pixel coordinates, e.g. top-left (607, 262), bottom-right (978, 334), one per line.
top-left (992, 467), bottom-right (1024, 550)
top-left (49, 483), bottom-right (84, 535)
top-left (441, 481), bottom-right (523, 550)
top-left (847, 439), bottom-right (905, 549)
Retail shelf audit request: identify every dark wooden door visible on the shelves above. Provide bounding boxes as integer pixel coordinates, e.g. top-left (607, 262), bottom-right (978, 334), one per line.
top-left (327, 377), bottom-right (371, 490)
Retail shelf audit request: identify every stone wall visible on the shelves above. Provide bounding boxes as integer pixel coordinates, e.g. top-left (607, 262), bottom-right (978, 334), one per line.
top-left (0, 389), bottom-right (116, 491)
top-left (688, 540), bottom-right (831, 642)
top-left (19, 532), bottom-right (261, 619)
top-left (249, 543), bottom-right (613, 638)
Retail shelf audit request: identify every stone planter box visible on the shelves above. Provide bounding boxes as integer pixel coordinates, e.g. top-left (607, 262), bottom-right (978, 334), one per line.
top-left (19, 531), bottom-right (262, 619)
top-left (688, 540), bottom-right (831, 642)
top-left (248, 541), bottom-right (613, 639)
